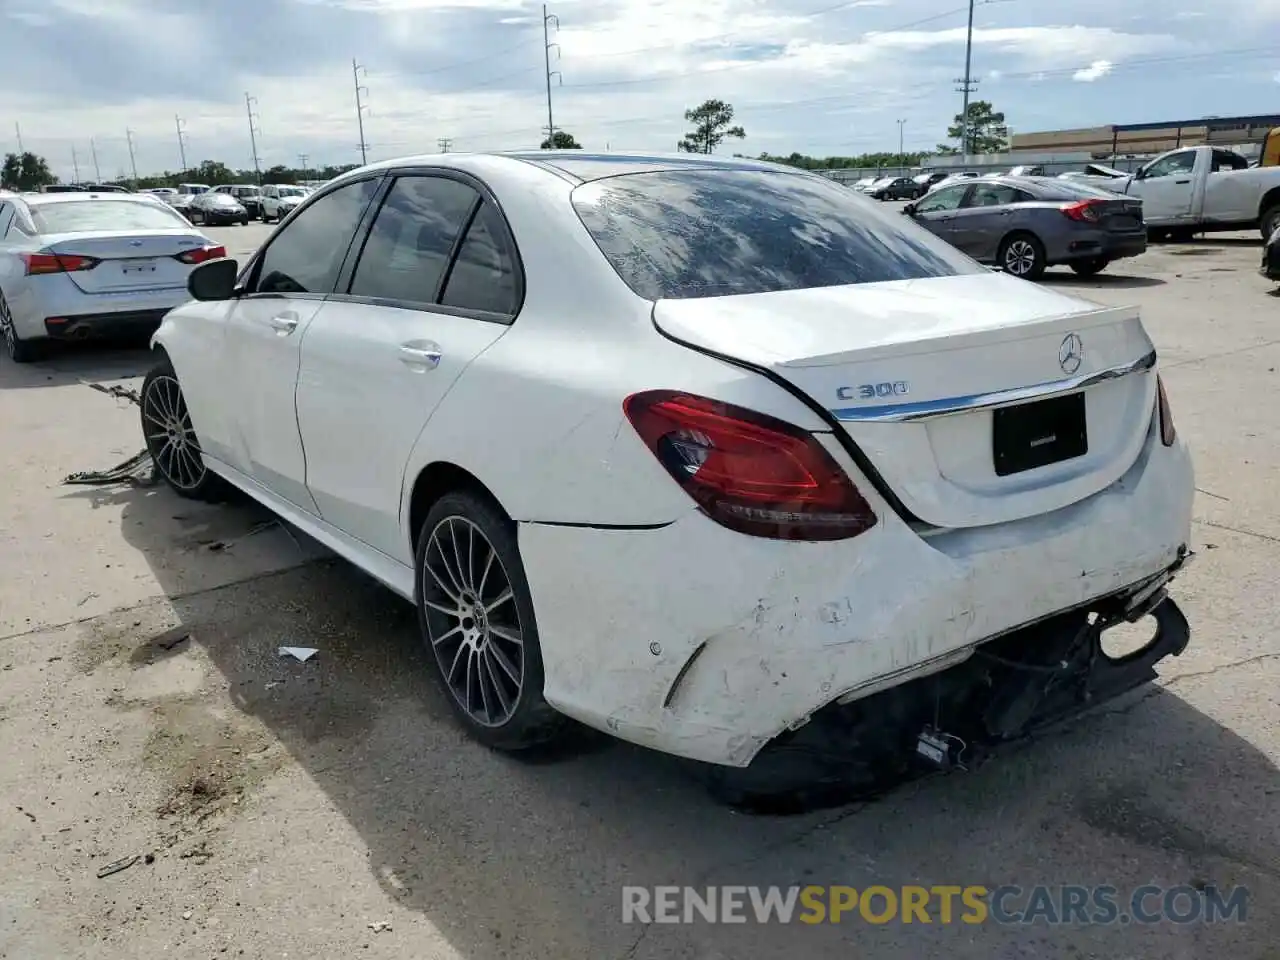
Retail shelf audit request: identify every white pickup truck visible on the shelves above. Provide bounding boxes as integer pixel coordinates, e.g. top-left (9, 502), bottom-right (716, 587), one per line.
top-left (1073, 145), bottom-right (1280, 241)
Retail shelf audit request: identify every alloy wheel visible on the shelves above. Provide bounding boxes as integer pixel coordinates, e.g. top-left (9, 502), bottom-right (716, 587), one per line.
top-left (1004, 239), bottom-right (1038, 276)
top-left (0, 295), bottom-right (16, 359)
top-left (141, 374), bottom-right (207, 491)
top-left (420, 516), bottom-right (525, 728)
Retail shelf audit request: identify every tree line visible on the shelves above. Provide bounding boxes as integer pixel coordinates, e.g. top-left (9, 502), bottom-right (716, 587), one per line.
top-left (3, 100), bottom-right (1009, 191)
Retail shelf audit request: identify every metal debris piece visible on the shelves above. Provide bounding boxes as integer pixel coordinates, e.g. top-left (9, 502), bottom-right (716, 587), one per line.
top-left (367, 921), bottom-right (392, 934)
top-left (279, 647), bottom-right (319, 663)
top-left (154, 628), bottom-right (191, 651)
top-left (85, 381), bottom-right (142, 405)
top-left (96, 855), bottom-right (139, 879)
top-left (63, 449), bottom-right (157, 487)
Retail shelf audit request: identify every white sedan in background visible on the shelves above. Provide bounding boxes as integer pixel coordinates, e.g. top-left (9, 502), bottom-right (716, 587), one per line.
top-left (0, 191), bottom-right (223, 362)
top-left (143, 152), bottom-right (1194, 805)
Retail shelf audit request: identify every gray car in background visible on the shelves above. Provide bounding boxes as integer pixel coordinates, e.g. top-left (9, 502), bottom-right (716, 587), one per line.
top-left (902, 176), bottom-right (1147, 279)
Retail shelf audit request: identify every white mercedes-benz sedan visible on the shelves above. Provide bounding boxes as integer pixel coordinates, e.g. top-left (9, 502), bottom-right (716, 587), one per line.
top-left (143, 151), bottom-right (1194, 803)
top-left (0, 190), bottom-right (224, 362)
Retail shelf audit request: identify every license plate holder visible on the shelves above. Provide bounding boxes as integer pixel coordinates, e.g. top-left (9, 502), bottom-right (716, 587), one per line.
top-left (121, 259), bottom-right (157, 275)
top-left (992, 392), bottom-right (1087, 477)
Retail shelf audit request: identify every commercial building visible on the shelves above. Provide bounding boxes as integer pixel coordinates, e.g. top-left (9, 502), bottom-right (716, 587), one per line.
top-left (1010, 114), bottom-right (1280, 157)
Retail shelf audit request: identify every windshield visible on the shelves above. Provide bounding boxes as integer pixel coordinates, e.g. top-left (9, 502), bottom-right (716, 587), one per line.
top-left (29, 200), bottom-right (188, 233)
top-left (571, 169), bottom-right (984, 301)
top-left (279, 187), bottom-right (307, 197)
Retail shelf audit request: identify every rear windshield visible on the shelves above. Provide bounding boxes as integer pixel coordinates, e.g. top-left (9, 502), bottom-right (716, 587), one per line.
top-left (571, 169), bottom-right (983, 300)
top-left (30, 200), bottom-right (187, 233)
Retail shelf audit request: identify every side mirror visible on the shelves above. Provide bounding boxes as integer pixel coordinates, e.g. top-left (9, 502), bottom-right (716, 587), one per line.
top-left (188, 258), bottom-right (240, 301)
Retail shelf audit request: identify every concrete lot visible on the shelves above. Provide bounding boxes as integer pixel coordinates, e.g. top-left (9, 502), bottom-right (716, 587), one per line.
top-left (1, 222), bottom-right (1277, 959)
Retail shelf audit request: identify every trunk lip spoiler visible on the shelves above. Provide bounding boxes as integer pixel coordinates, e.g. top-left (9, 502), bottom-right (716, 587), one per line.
top-left (831, 349), bottom-right (1157, 423)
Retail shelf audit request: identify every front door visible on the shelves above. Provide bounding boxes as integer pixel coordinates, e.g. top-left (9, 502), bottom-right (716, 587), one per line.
top-left (908, 184), bottom-right (971, 245)
top-left (223, 175), bottom-right (383, 511)
top-left (295, 173), bottom-right (521, 564)
top-left (1130, 149), bottom-right (1196, 223)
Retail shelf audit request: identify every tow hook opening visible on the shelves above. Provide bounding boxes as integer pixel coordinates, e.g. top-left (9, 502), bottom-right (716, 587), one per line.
top-left (699, 569), bottom-right (1191, 814)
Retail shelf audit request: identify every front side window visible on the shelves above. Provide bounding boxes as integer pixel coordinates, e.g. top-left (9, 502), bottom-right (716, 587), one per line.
top-left (572, 170), bottom-right (982, 301)
top-left (348, 175), bottom-right (477, 305)
top-left (914, 185), bottom-right (968, 214)
top-left (439, 201), bottom-right (519, 316)
top-left (1144, 151), bottom-right (1195, 179)
top-left (254, 177), bottom-right (380, 295)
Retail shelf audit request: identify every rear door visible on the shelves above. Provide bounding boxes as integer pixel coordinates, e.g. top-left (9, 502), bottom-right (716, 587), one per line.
top-left (907, 184), bottom-right (970, 245)
top-left (295, 172), bottom-right (519, 563)
top-left (951, 181), bottom-right (1031, 261)
top-left (219, 175), bottom-right (383, 509)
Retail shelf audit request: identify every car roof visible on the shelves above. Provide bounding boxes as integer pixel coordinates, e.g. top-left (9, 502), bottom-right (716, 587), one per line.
top-left (23, 192), bottom-right (157, 206)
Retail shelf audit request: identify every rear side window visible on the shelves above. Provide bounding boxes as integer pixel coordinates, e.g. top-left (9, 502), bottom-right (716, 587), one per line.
top-left (349, 175), bottom-right (477, 305)
top-left (255, 177), bottom-right (380, 295)
top-left (572, 170), bottom-right (982, 300)
top-left (967, 183), bottom-right (1028, 207)
top-left (439, 202), bottom-right (519, 316)
top-left (29, 200), bottom-right (188, 233)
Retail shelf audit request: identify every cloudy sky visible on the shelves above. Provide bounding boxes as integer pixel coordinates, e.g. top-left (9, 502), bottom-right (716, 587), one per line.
top-left (4, 0), bottom-right (1280, 181)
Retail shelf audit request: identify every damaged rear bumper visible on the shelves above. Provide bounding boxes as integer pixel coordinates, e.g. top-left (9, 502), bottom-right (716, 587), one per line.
top-left (520, 425), bottom-right (1194, 769)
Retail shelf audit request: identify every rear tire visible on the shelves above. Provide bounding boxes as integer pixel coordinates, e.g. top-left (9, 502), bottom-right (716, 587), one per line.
top-left (1069, 257), bottom-right (1110, 277)
top-left (998, 233), bottom-right (1046, 280)
top-left (414, 491), bottom-right (567, 752)
top-left (0, 290), bottom-right (41, 363)
top-left (140, 355), bottom-right (229, 502)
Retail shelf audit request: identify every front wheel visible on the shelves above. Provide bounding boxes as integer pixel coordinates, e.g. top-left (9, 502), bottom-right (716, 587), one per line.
top-left (999, 233), bottom-right (1046, 280)
top-left (415, 491), bottom-right (567, 752)
top-left (1069, 257), bottom-right (1110, 277)
top-left (1261, 204), bottom-right (1280, 242)
top-left (140, 356), bottom-right (228, 501)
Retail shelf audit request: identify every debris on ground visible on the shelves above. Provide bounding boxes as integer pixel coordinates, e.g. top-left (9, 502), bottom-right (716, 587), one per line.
top-left (205, 519), bottom-right (282, 552)
top-left (63, 449), bottom-right (156, 488)
top-left (152, 628), bottom-right (191, 652)
top-left (84, 381), bottom-right (142, 405)
top-left (367, 921), bottom-right (392, 934)
top-left (278, 647), bottom-right (319, 663)
top-left (96, 855), bottom-right (140, 879)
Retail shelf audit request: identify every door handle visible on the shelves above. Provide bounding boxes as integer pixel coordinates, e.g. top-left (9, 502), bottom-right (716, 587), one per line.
top-left (265, 311), bottom-right (299, 334)
top-left (1174, 179), bottom-right (1190, 184)
top-left (398, 341), bottom-right (442, 369)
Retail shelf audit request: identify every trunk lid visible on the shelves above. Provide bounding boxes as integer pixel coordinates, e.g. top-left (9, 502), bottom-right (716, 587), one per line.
top-left (43, 230), bottom-right (210, 294)
top-left (1094, 197), bottom-right (1144, 234)
top-left (653, 272), bottom-right (1158, 529)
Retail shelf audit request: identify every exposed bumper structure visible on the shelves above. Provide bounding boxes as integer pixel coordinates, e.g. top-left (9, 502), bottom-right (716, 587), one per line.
top-left (520, 421), bottom-right (1193, 769)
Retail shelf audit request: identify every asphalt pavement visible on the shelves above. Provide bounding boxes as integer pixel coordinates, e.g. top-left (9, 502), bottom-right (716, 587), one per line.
top-left (0, 223), bottom-right (1276, 959)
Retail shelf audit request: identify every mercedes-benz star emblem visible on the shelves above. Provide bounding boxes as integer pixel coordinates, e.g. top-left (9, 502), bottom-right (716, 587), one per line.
top-left (1059, 333), bottom-right (1083, 375)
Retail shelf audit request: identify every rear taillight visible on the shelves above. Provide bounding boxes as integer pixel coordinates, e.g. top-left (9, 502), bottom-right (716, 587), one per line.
top-left (21, 252), bottom-right (100, 275)
top-left (623, 390), bottom-right (877, 541)
top-left (175, 245), bottom-right (227, 265)
top-left (1156, 375), bottom-right (1176, 446)
top-left (1061, 200), bottom-right (1102, 223)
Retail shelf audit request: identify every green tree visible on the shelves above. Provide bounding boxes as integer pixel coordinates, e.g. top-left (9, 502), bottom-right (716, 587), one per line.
top-left (678, 99), bottom-right (746, 154)
top-left (193, 159), bottom-right (236, 185)
top-left (943, 100), bottom-right (1008, 154)
top-left (540, 130), bottom-right (582, 149)
top-left (1, 151), bottom-right (57, 191)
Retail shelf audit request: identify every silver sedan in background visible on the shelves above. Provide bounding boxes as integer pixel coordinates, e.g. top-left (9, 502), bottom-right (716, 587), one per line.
top-left (901, 176), bottom-right (1146, 280)
top-left (0, 191), bottom-right (223, 361)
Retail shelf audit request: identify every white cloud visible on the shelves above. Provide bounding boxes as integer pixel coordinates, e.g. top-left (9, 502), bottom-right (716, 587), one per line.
top-left (1073, 59), bottom-right (1113, 81)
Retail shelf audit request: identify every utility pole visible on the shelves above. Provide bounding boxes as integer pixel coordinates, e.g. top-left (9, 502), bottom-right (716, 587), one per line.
top-left (125, 128), bottom-right (139, 184)
top-left (90, 137), bottom-right (102, 182)
top-left (175, 115), bottom-right (189, 173)
top-left (353, 59), bottom-right (370, 165)
top-left (542, 5), bottom-right (561, 147)
top-left (953, 0), bottom-right (977, 155)
top-left (14, 122), bottom-right (23, 153)
top-left (298, 153), bottom-right (309, 178)
top-left (897, 119), bottom-right (906, 170)
top-left (245, 93), bottom-right (262, 183)
top-left (437, 138), bottom-right (451, 153)
top-left (71, 145), bottom-right (80, 184)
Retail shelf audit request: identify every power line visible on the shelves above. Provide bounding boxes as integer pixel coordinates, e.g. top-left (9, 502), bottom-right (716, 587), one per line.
top-left (175, 115), bottom-right (189, 172)
top-left (353, 58), bottom-right (370, 165)
top-left (125, 128), bottom-right (139, 183)
top-left (542, 4), bottom-right (561, 144)
top-left (245, 93), bottom-right (262, 182)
